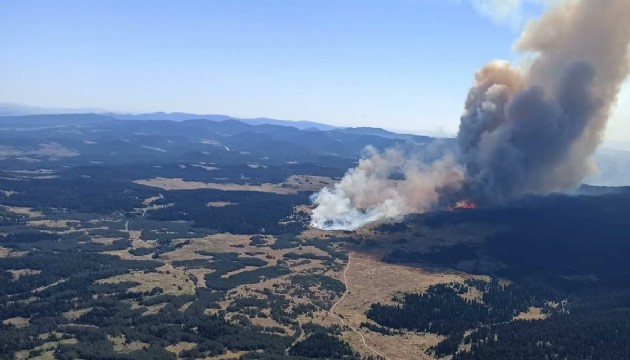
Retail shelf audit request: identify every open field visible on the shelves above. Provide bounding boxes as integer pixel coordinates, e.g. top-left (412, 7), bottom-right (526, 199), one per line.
top-left (27, 219), bottom-right (79, 229)
top-left (97, 265), bottom-right (196, 296)
top-left (134, 174), bottom-right (335, 194)
top-left (8, 268), bottom-right (42, 280)
top-left (1, 205), bottom-right (43, 218)
top-left (206, 201), bottom-right (237, 207)
top-left (62, 307), bottom-right (93, 321)
top-left (165, 342), bottom-right (197, 358)
top-left (14, 338), bottom-right (78, 360)
top-left (514, 307), bottom-right (548, 321)
top-left (108, 335), bottom-right (149, 353)
top-left (134, 177), bottom-right (300, 194)
top-left (330, 252), bottom-right (475, 359)
top-left (2, 316), bottom-right (30, 328)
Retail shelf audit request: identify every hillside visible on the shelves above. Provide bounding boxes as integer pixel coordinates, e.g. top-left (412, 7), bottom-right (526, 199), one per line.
top-left (0, 114), bottom-right (629, 359)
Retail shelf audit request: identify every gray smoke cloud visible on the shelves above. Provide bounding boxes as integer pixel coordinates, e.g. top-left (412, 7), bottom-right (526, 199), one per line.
top-left (311, 0), bottom-right (630, 230)
top-left (461, 0), bottom-right (630, 203)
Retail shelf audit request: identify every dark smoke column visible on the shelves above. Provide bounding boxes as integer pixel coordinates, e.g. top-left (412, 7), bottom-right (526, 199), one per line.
top-left (458, 0), bottom-right (630, 204)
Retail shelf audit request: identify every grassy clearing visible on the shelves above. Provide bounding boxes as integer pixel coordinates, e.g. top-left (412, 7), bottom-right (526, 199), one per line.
top-left (329, 252), bottom-right (478, 359)
top-left (460, 286), bottom-right (485, 304)
top-left (206, 201), bottom-right (237, 207)
top-left (210, 351), bottom-right (249, 360)
top-left (97, 266), bottom-right (196, 296)
top-left (142, 303), bottom-right (168, 316)
top-left (514, 307), bottom-right (548, 321)
top-left (62, 307), bottom-right (93, 321)
top-left (134, 177), bottom-right (298, 194)
top-left (14, 338), bottom-right (78, 360)
top-left (91, 236), bottom-right (120, 245)
top-left (2, 316), bottom-right (30, 328)
top-left (143, 194), bottom-right (164, 205)
top-left (134, 174), bottom-right (335, 194)
top-left (249, 316), bottom-right (295, 336)
top-left (0, 205), bottom-right (42, 218)
top-left (8, 268), bottom-right (42, 280)
top-left (27, 219), bottom-right (78, 229)
top-left (108, 335), bottom-right (149, 353)
top-left (165, 342), bottom-right (197, 357)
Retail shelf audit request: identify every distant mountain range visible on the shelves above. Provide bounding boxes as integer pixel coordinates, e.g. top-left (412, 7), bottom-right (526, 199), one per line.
top-left (1, 103), bottom-right (629, 186)
top-left (103, 112), bottom-right (337, 131)
top-left (0, 103), bottom-right (433, 140)
top-left (0, 103), bottom-right (336, 131)
top-left (0, 103), bottom-right (110, 117)
top-left (0, 113), bottom-right (435, 175)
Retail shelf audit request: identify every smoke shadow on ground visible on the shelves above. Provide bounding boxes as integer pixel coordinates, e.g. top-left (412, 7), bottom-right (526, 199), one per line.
top-left (350, 187), bottom-right (630, 287)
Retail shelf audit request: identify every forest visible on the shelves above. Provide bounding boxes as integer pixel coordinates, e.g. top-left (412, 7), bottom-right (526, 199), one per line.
top-left (2, 115), bottom-right (630, 359)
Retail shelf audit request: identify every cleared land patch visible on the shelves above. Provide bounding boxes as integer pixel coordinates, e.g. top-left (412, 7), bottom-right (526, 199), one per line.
top-left (332, 252), bottom-right (476, 359)
top-left (514, 306), bottom-right (548, 321)
top-left (14, 338), bottom-right (78, 360)
top-left (8, 268), bottom-right (42, 280)
top-left (62, 307), bottom-right (93, 321)
top-left (0, 205), bottom-right (42, 218)
top-left (134, 177), bottom-right (298, 194)
top-left (206, 201), bottom-right (237, 207)
top-left (27, 219), bottom-right (78, 229)
top-left (97, 265), bottom-right (196, 296)
top-left (2, 316), bottom-right (30, 328)
top-left (165, 342), bottom-right (197, 357)
top-left (134, 174), bottom-right (335, 194)
top-left (108, 335), bottom-right (150, 353)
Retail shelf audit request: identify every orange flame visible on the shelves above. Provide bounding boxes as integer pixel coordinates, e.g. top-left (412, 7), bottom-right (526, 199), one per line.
top-left (447, 200), bottom-right (477, 212)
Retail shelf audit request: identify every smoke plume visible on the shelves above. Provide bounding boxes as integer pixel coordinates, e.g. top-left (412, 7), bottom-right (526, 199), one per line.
top-left (310, 147), bottom-right (464, 230)
top-left (311, 0), bottom-right (630, 230)
top-left (461, 0), bottom-right (630, 203)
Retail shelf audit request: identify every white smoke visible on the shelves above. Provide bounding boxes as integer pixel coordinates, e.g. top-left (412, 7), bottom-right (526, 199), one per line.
top-left (310, 147), bottom-right (464, 230)
top-left (311, 0), bottom-right (630, 231)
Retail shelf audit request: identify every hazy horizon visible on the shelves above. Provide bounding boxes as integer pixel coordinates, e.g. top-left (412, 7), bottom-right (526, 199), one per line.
top-left (2, 0), bottom-right (629, 140)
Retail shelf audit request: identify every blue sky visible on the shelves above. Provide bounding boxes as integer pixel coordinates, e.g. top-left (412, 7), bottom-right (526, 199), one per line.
top-left (1, 0), bottom-right (628, 139)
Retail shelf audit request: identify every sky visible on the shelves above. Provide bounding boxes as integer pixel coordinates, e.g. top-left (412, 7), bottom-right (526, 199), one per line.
top-left (1, 0), bottom-right (628, 140)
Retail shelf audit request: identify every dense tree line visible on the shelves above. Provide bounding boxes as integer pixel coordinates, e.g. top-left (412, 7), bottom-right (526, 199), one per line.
top-left (367, 280), bottom-right (550, 336)
top-left (454, 307), bottom-right (630, 359)
top-left (288, 332), bottom-right (357, 359)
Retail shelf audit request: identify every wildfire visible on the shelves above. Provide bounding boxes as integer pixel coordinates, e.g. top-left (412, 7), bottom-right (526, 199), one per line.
top-left (447, 200), bottom-right (477, 212)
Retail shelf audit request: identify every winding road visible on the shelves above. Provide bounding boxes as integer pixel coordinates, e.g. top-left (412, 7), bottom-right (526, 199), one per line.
top-left (326, 253), bottom-right (390, 360)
